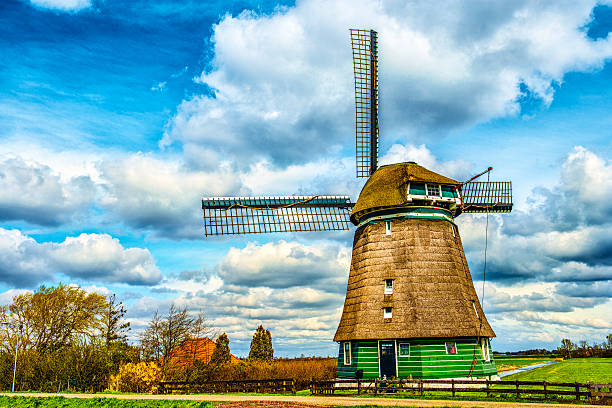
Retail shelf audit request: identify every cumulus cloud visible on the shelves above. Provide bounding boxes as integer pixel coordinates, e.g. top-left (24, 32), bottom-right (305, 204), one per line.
top-left (217, 240), bottom-right (350, 289)
top-left (0, 157), bottom-right (95, 226)
top-left (98, 153), bottom-right (242, 239)
top-left (0, 228), bottom-right (161, 287)
top-left (163, 0), bottom-right (612, 168)
top-left (28, 0), bottom-right (92, 12)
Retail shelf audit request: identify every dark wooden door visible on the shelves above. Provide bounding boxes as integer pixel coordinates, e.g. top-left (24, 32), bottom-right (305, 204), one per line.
top-left (379, 341), bottom-right (396, 378)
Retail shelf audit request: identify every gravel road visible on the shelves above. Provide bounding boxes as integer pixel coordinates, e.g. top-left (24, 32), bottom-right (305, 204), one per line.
top-left (0, 392), bottom-right (600, 408)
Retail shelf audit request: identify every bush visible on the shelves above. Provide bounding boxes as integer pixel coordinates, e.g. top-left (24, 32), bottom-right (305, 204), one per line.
top-left (109, 362), bottom-right (161, 393)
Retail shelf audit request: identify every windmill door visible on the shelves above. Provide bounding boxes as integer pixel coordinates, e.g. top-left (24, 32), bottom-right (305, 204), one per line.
top-left (379, 341), bottom-right (396, 378)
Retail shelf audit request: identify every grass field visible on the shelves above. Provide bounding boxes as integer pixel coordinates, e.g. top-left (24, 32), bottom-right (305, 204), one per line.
top-left (0, 396), bottom-right (213, 408)
top-left (504, 358), bottom-right (612, 383)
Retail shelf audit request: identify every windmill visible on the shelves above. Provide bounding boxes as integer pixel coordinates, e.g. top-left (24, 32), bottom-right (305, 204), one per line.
top-left (202, 29), bottom-right (512, 380)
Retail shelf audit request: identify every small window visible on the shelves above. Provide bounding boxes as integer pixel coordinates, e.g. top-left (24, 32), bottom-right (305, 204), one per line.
top-left (399, 343), bottom-right (410, 357)
top-left (427, 184), bottom-right (441, 197)
top-left (384, 307), bottom-right (393, 319)
top-left (384, 279), bottom-right (393, 295)
top-left (481, 338), bottom-right (490, 362)
top-left (385, 221), bottom-right (391, 235)
top-left (441, 185), bottom-right (457, 198)
top-left (445, 342), bottom-right (457, 354)
top-left (343, 342), bottom-right (351, 365)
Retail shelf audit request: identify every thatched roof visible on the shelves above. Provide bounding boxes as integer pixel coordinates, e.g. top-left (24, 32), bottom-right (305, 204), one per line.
top-left (351, 162), bottom-right (460, 225)
top-left (334, 217), bottom-right (495, 341)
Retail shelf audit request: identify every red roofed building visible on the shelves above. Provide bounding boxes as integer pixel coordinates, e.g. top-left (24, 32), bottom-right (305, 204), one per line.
top-left (169, 337), bottom-right (241, 367)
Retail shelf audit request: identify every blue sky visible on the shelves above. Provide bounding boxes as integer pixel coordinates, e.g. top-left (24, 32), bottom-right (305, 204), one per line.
top-left (1, 0), bottom-right (612, 357)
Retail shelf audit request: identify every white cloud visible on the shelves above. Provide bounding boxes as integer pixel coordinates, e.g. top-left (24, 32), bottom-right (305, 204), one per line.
top-left (217, 240), bottom-right (350, 289)
top-left (0, 156), bottom-right (95, 225)
top-left (163, 0), bottom-right (612, 168)
top-left (0, 228), bottom-right (161, 287)
top-left (28, 0), bottom-right (92, 12)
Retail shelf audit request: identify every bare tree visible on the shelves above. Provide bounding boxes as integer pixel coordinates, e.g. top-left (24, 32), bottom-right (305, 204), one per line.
top-left (139, 304), bottom-right (197, 373)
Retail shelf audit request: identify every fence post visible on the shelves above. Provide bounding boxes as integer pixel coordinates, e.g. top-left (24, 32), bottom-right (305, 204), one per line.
top-left (515, 380), bottom-right (520, 399)
top-left (357, 378), bottom-right (361, 395)
top-left (451, 379), bottom-right (455, 397)
top-left (575, 382), bottom-right (580, 401)
top-left (419, 379), bottom-right (423, 396)
top-left (543, 381), bottom-right (547, 400)
top-left (486, 378), bottom-right (490, 398)
top-left (374, 378), bottom-right (378, 395)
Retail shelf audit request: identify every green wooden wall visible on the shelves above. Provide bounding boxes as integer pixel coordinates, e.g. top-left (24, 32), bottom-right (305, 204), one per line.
top-left (337, 338), bottom-right (497, 379)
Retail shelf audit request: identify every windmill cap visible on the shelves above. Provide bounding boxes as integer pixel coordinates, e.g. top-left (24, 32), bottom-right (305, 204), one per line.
top-left (351, 162), bottom-right (460, 225)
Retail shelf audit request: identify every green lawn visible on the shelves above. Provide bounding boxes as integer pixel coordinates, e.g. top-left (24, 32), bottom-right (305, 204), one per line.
top-left (0, 396), bottom-right (213, 408)
top-left (504, 358), bottom-right (612, 383)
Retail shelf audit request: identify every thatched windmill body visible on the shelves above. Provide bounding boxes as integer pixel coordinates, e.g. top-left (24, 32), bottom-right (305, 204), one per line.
top-left (202, 29), bottom-right (512, 379)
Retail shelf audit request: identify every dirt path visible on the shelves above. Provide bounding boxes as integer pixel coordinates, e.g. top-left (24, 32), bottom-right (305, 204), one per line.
top-left (0, 392), bottom-right (602, 408)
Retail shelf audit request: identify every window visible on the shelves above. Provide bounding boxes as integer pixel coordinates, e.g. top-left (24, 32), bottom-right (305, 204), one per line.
top-left (427, 184), bottom-right (441, 197)
top-left (481, 338), bottom-right (490, 362)
top-left (441, 185), bottom-right (457, 198)
top-left (399, 343), bottom-right (410, 357)
top-left (384, 279), bottom-right (393, 295)
top-left (445, 342), bottom-right (457, 354)
top-left (409, 182), bottom-right (426, 196)
top-left (343, 342), bottom-right (352, 365)
top-left (384, 307), bottom-right (393, 319)
top-left (385, 221), bottom-right (391, 235)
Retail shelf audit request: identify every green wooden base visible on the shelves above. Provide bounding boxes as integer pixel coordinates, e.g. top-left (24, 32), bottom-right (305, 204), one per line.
top-left (336, 338), bottom-right (497, 379)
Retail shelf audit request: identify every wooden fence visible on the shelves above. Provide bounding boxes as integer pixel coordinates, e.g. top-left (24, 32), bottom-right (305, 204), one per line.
top-left (310, 378), bottom-right (612, 403)
top-left (159, 378), bottom-right (296, 394)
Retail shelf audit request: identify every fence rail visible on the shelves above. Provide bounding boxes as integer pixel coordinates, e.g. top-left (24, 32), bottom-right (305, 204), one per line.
top-left (310, 378), bottom-right (612, 403)
top-left (159, 378), bottom-right (295, 395)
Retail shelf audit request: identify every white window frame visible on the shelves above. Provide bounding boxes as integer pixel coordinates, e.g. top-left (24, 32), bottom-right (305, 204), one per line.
top-left (398, 342), bottom-right (410, 357)
top-left (445, 342), bottom-right (457, 354)
top-left (481, 338), bottom-right (491, 362)
top-left (385, 221), bottom-right (391, 235)
top-left (384, 307), bottom-right (393, 319)
top-left (343, 341), bottom-right (352, 365)
top-left (426, 183), bottom-right (441, 197)
top-left (384, 279), bottom-right (393, 295)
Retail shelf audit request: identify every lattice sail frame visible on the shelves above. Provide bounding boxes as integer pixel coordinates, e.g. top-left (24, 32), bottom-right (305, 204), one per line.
top-left (351, 29), bottom-right (378, 178)
top-left (202, 196), bottom-right (354, 236)
top-left (461, 181), bottom-right (513, 213)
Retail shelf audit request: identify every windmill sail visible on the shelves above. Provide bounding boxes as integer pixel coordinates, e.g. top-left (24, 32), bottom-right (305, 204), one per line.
top-left (461, 181), bottom-right (513, 213)
top-left (202, 196), bottom-right (354, 236)
top-left (351, 29), bottom-right (378, 178)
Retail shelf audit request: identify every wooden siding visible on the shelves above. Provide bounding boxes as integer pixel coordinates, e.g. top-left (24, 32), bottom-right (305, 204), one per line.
top-left (337, 338), bottom-right (497, 379)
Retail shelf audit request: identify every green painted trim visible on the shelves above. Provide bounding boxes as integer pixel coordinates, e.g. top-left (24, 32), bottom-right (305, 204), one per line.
top-left (356, 207), bottom-right (455, 228)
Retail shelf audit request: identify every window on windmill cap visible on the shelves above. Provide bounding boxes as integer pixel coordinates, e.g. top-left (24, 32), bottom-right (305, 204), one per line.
top-left (384, 307), bottom-right (392, 318)
top-left (427, 184), bottom-right (441, 196)
top-left (409, 183), bottom-right (426, 195)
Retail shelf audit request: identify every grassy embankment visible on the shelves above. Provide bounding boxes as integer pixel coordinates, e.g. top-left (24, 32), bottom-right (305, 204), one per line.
top-left (504, 358), bottom-right (612, 383)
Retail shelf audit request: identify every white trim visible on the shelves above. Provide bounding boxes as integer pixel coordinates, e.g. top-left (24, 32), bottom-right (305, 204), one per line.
top-left (383, 307), bottom-right (393, 319)
top-left (385, 221), bottom-right (391, 235)
top-left (395, 340), bottom-right (399, 377)
top-left (343, 341), bottom-right (352, 365)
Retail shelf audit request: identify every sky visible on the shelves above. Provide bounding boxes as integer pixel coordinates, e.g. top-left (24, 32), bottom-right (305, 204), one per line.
top-left (1, 0), bottom-right (612, 357)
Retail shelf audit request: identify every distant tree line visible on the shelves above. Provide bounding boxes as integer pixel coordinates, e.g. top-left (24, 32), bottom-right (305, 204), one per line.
top-left (556, 335), bottom-right (612, 359)
top-left (0, 284), bottom-right (334, 392)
